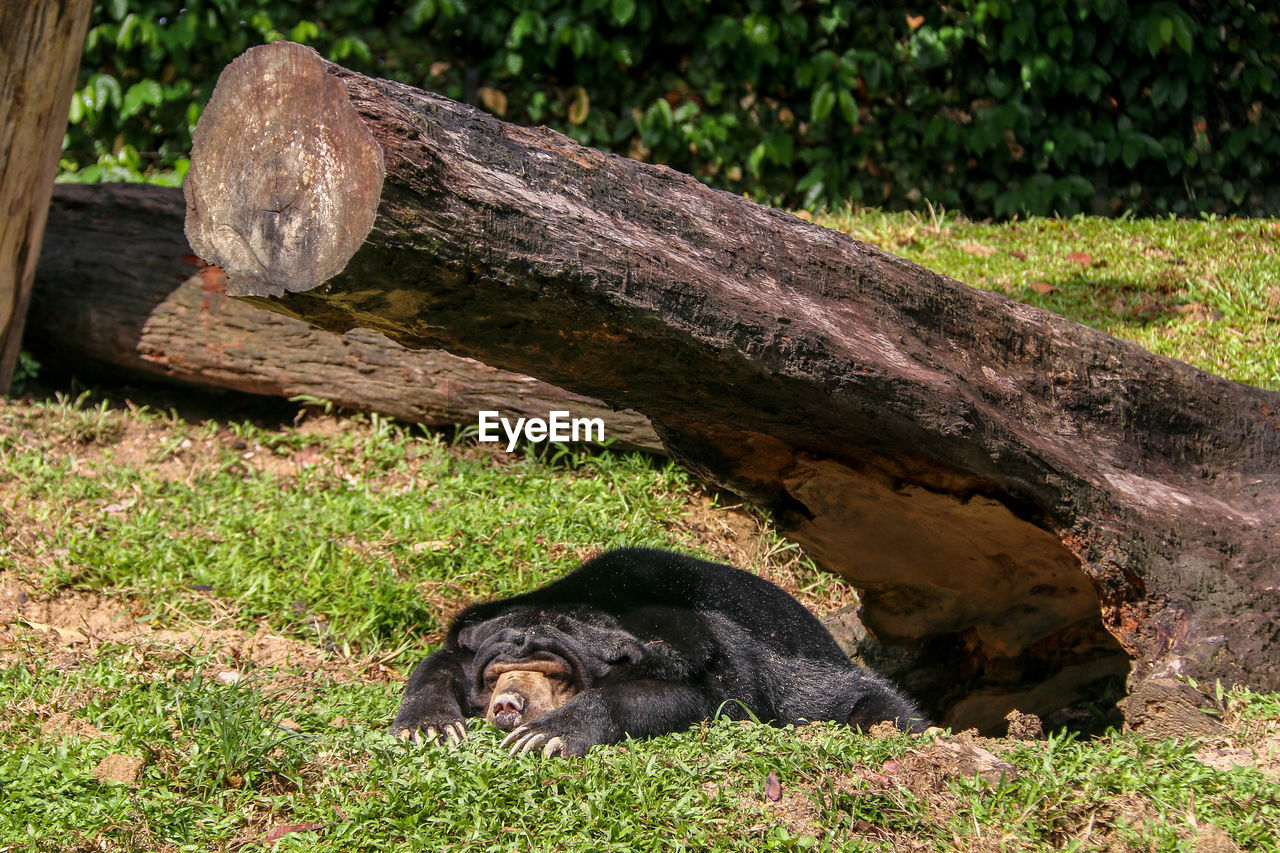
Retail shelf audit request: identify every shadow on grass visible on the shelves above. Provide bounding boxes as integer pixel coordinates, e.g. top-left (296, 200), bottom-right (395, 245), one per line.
top-left (1010, 274), bottom-right (1217, 332)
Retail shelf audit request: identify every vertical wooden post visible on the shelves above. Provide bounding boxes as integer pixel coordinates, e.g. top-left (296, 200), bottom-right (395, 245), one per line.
top-left (0, 0), bottom-right (94, 393)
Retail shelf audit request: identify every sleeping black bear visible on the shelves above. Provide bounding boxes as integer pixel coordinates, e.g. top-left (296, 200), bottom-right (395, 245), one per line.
top-left (390, 547), bottom-right (926, 756)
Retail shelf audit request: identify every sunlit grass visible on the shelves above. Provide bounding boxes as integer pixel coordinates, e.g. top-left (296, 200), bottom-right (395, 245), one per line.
top-left (820, 209), bottom-right (1280, 389)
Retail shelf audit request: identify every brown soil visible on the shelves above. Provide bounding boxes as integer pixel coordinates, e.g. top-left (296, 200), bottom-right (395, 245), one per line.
top-left (93, 753), bottom-right (147, 785)
top-left (0, 576), bottom-right (393, 752)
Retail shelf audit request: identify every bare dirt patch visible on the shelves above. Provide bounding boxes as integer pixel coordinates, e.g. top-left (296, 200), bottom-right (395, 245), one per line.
top-left (93, 753), bottom-right (147, 785)
top-left (41, 710), bottom-right (114, 741)
top-left (728, 713), bottom-right (1273, 852)
top-left (0, 583), bottom-right (395, 696)
top-left (728, 728), bottom-right (1033, 852)
top-left (1196, 703), bottom-right (1280, 779)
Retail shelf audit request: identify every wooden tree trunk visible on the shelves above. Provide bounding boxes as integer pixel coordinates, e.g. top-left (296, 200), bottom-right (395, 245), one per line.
top-left (184, 42), bottom-right (1280, 731)
top-left (27, 183), bottom-right (660, 452)
top-left (0, 0), bottom-right (93, 393)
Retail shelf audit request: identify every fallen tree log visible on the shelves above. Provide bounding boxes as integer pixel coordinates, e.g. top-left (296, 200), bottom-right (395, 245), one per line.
top-left (28, 183), bottom-right (660, 452)
top-left (184, 42), bottom-right (1280, 731)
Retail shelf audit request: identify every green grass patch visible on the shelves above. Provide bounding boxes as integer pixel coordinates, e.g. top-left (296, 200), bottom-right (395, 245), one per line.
top-left (3, 645), bottom-right (1277, 851)
top-left (819, 210), bottom-right (1280, 390)
top-left (0, 395), bottom-right (700, 664)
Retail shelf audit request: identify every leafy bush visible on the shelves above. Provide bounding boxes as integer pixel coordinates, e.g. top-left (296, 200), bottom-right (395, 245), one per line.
top-left (64, 0), bottom-right (1279, 217)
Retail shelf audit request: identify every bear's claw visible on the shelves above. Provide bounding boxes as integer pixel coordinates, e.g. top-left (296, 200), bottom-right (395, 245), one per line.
top-left (501, 726), bottom-right (566, 757)
top-left (393, 720), bottom-right (467, 746)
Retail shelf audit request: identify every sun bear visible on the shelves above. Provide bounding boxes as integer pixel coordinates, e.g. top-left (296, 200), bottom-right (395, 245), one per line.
top-left (390, 547), bottom-right (926, 756)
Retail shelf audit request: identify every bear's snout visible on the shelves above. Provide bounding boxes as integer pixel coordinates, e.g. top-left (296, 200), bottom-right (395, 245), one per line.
top-left (490, 690), bottom-right (525, 730)
top-left (485, 669), bottom-right (566, 730)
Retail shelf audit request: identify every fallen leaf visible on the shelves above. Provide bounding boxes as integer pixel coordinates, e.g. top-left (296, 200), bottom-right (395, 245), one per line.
top-left (477, 86), bottom-right (507, 117)
top-left (262, 822), bottom-right (327, 842)
top-left (1030, 280), bottom-right (1056, 294)
top-left (292, 447), bottom-right (320, 467)
top-left (410, 540), bottom-right (451, 553)
top-left (1009, 249), bottom-right (1027, 260)
top-left (18, 618), bottom-right (87, 645)
top-left (568, 86), bottom-right (590, 125)
top-left (905, 14), bottom-right (925, 30)
top-left (765, 770), bottom-right (782, 801)
top-left (1175, 303), bottom-right (1224, 322)
top-left (1065, 251), bottom-right (1092, 266)
top-left (960, 241), bottom-right (995, 257)
top-left (907, 741), bottom-right (1019, 785)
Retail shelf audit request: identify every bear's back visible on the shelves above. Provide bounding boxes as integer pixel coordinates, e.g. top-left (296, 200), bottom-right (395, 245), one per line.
top-left (526, 547), bottom-right (852, 664)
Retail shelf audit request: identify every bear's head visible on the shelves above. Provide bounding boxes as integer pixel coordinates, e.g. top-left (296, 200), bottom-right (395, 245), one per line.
top-left (457, 607), bottom-right (646, 730)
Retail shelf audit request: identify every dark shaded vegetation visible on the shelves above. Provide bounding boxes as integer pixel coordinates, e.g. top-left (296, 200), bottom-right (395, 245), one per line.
top-left (64, 0), bottom-right (1279, 217)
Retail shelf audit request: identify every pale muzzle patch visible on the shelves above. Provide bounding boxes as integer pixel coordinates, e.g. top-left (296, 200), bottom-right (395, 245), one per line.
top-left (483, 661), bottom-right (575, 730)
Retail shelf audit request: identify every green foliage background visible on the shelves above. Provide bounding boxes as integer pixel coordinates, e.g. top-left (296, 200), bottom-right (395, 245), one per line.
top-left (65, 0), bottom-right (1279, 218)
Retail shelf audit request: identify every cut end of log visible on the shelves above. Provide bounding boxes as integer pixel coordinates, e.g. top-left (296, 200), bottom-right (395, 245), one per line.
top-left (184, 41), bottom-right (384, 298)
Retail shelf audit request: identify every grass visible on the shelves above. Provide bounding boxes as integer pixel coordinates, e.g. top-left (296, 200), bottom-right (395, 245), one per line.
top-left (817, 209), bottom-right (1280, 390)
top-left (0, 393), bottom-right (702, 665)
top-left (1, 391), bottom-right (1277, 851)
top-left (3, 641), bottom-right (1278, 851)
top-left (3, 210), bottom-right (1279, 850)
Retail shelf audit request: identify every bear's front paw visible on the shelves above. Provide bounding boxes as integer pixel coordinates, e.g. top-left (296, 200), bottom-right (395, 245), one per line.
top-left (497, 697), bottom-right (616, 757)
top-left (391, 718), bottom-right (468, 746)
top-left (500, 724), bottom-right (571, 757)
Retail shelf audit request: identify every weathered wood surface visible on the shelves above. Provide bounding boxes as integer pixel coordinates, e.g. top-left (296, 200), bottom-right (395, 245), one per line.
top-left (0, 0), bottom-right (93, 392)
top-left (185, 42), bottom-right (1280, 730)
top-left (28, 183), bottom-right (660, 452)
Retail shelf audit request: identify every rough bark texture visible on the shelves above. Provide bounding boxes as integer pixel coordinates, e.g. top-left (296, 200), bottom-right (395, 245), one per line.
top-left (185, 42), bottom-right (1280, 731)
top-left (27, 183), bottom-right (660, 451)
top-left (0, 0), bottom-right (93, 392)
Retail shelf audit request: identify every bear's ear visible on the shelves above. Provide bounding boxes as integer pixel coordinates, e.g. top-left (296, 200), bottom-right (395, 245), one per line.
top-left (456, 624), bottom-right (479, 650)
top-left (601, 632), bottom-right (645, 666)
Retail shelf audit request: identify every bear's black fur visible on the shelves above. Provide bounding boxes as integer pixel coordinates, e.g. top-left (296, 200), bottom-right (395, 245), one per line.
top-left (390, 547), bottom-right (926, 756)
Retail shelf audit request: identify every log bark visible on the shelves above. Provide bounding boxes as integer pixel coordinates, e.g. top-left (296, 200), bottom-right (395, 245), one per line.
top-left (185, 42), bottom-right (1280, 730)
top-left (26, 183), bottom-right (660, 452)
top-left (0, 0), bottom-right (93, 392)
